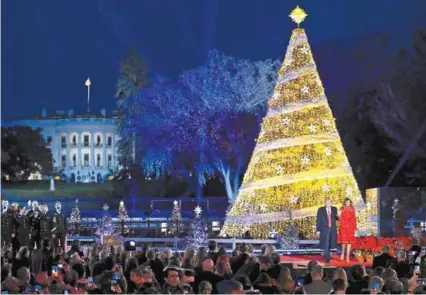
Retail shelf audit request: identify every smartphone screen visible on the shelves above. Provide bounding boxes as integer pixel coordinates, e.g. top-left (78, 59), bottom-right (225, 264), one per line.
top-left (110, 279), bottom-right (117, 291)
top-left (114, 272), bottom-right (120, 280)
top-left (52, 265), bottom-right (59, 274)
top-left (296, 279), bottom-right (303, 286)
top-left (35, 285), bottom-right (42, 291)
top-left (88, 276), bottom-right (93, 284)
top-left (372, 283), bottom-right (379, 291)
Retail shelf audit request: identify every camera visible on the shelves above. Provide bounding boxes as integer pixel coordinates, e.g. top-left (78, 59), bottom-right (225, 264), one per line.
top-left (124, 240), bottom-right (136, 251)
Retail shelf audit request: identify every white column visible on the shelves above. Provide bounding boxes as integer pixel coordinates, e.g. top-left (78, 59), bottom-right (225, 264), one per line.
top-left (77, 132), bottom-right (82, 169)
top-left (102, 132), bottom-right (107, 169)
top-left (66, 133), bottom-right (70, 168)
top-left (90, 132), bottom-right (94, 168)
top-left (54, 134), bottom-right (60, 170)
top-left (111, 133), bottom-right (116, 170)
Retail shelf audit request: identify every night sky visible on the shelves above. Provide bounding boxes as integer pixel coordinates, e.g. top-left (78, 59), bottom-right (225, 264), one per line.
top-left (2, 0), bottom-right (426, 120)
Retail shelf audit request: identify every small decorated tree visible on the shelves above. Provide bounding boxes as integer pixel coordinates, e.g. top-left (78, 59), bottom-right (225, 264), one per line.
top-left (276, 207), bottom-right (300, 250)
top-left (117, 200), bottom-right (130, 235)
top-left (100, 203), bottom-right (115, 236)
top-left (185, 206), bottom-right (208, 250)
top-left (170, 200), bottom-right (183, 236)
top-left (69, 199), bottom-right (81, 235)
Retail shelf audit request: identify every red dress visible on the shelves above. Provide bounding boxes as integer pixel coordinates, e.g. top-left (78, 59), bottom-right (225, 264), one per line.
top-left (337, 206), bottom-right (357, 244)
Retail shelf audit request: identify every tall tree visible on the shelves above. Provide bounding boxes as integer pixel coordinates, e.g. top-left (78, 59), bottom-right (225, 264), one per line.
top-left (1, 126), bottom-right (53, 180)
top-left (123, 50), bottom-right (278, 201)
top-left (365, 28), bottom-right (426, 185)
top-left (116, 49), bottom-right (150, 168)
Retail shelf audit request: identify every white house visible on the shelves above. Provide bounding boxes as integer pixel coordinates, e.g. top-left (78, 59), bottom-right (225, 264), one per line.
top-left (4, 108), bottom-right (121, 183)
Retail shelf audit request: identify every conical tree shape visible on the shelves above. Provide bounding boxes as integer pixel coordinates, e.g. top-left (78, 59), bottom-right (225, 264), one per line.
top-left (221, 20), bottom-right (368, 239)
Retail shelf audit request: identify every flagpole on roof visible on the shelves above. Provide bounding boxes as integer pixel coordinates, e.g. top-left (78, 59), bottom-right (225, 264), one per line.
top-left (85, 78), bottom-right (91, 113)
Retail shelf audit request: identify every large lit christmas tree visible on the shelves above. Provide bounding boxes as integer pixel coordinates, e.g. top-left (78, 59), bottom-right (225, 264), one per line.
top-left (185, 206), bottom-right (208, 250)
top-left (170, 200), bottom-right (183, 236)
top-left (221, 6), bottom-right (368, 239)
top-left (117, 200), bottom-right (130, 235)
top-left (69, 199), bottom-right (81, 235)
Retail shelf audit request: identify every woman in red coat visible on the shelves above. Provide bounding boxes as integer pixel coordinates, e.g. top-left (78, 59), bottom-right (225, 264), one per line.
top-left (337, 198), bottom-right (357, 262)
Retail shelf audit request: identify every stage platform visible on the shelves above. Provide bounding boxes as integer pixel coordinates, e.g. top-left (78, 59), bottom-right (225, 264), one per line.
top-left (280, 254), bottom-right (372, 279)
top-left (280, 254), bottom-right (371, 268)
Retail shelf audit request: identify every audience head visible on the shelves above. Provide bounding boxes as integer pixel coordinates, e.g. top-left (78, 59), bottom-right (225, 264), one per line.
top-left (146, 249), bottom-right (156, 260)
top-left (202, 258), bottom-right (215, 272)
top-left (104, 255), bottom-right (115, 271)
top-left (351, 264), bottom-right (365, 281)
top-left (383, 278), bottom-right (403, 294)
top-left (332, 267), bottom-right (348, 285)
top-left (307, 260), bottom-right (318, 273)
top-left (372, 266), bottom-right (385, 277)
top-left (382, 268), bottom-right (398, 284)
top-left (333, 278), bottom-right (347, 294)
top-left (199, 280), bottom-right (213, 294)
top-left (369, 276), bottom-right (385, 291)
top-left (276, 266), bottom-right (294, 294)
top-left (125, 256), bottom-right (139, 272)
top-left (397, 250), bottom-right (407, 262)
top-left (259, 256), bottom-right (273, 271)
top-left (217, 279), bottom-right (244, 294)
top-left (311, 264), bottom-right (324, 280)
top-left (16, 266), bottom-right (31, 284)
top-left (164, 266), bottom-right (181, 287)
top-left (264, 245), bottom-right (276, 257)
top-left (131, 267), bottom-right (152, 285)
top-left (382, 244), bottom-right (390, 254)
top-left (208, 240), bottom-right (217, 252)
top-left (2, 276), bottom-right (21, 293)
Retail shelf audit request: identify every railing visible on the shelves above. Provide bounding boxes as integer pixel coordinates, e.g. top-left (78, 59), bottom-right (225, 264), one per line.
top-left (66, 235), bottom-right (321, 250)
top-left (61, 143), bottom-right (67, 148)
top-left (67, 218), bottom-right (316, 245)
top-left (94, 143), bottom-right (103, 147)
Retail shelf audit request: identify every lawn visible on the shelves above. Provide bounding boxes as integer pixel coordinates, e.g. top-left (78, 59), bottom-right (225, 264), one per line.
top-left (1, 180), bottom-right (116, 200)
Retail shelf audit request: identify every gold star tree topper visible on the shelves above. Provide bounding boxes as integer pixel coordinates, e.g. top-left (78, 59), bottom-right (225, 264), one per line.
top-left (289, 6), bottom-right (308, 27)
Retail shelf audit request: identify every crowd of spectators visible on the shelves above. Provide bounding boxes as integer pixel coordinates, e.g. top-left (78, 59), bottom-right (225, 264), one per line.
top-left (1, 239), bottom-right (425, 294)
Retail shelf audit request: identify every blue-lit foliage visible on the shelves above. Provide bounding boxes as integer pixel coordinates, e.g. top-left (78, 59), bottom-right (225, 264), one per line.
top-left (123, 50), bottom-right (279, 201)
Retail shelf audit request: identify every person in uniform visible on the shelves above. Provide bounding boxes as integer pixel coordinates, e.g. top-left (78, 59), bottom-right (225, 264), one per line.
top-left (28, 201), bottom-right (41, 250)
top-left (52, 201), bottom-right (68, 252)
top-left (1, 202), bottom-right (18, 250)
top-left (1, 200), bottom-right (10, 247)
top-left (39, 203), bottom-right (53, 243)
top-left (15, 205), bottom-right (31, 249)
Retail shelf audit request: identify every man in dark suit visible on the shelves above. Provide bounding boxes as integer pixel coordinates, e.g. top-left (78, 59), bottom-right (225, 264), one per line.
top-left (373, 244), bottom-right (396, 269)
top-left (316, 198), bottom-right (338, 262)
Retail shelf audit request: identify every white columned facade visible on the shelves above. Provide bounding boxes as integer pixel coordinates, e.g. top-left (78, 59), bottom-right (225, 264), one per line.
top-left (90, 132), bottom-right (94, 168)
top-left (102, 132), bottom-right (107, 168)
top-left (111, 134), bottom-right (116, 169)
top-left (66, 133), bottom-right (70, 167)
top-left (77, 132), bottom-right (82, 169)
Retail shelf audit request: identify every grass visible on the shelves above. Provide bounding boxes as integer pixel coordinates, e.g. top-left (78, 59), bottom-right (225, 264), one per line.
top-left (1, 180), bottom-right (115, 200)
